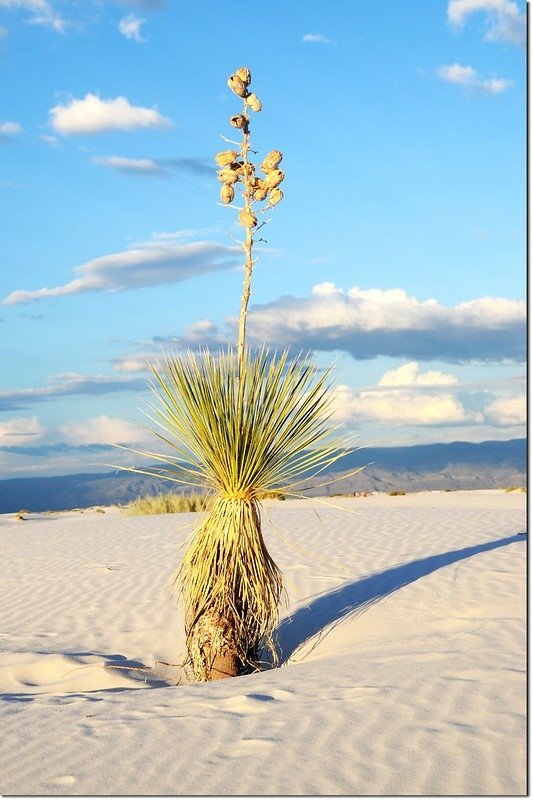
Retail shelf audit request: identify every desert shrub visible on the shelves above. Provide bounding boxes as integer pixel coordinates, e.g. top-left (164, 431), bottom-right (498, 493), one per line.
top-left (115, 67), bottom-right (354, 682)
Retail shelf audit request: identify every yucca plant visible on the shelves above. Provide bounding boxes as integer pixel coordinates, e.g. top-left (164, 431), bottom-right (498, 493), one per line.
top-left (119, 68), bottom-right (353, 681)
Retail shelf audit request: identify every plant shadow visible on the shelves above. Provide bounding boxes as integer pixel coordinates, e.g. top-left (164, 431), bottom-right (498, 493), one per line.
top-left (274, 532), bottom-right (525, 664)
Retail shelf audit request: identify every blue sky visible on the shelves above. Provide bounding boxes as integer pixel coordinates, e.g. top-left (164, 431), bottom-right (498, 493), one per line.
top-left (0, 0), bottom-right (526, 478)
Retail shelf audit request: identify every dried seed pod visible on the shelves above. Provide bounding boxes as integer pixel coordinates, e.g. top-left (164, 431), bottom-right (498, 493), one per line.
top-left (222, 161), bottom-right (242, 176)
top-left (249, 176), bottom-right (265, 190)
top-left (220, 184), bottom-right (235, 204)
top-left (215, 149), bottom-right (238, 167)
top-left (264, 169), bottom-right (285, 189)
top-left (239, 209), bottom-right (257, 227)
top-left (260, 150), bottom-right (283, 172)
top-left (253, 186), bottom-right (269, 201)
top-left (268, 187), bottom-right (283, 206)
top-left (235, 66), bottom-right (251, 86)
top-left (230, 114), bottom-right (249, 130)
top-left (228, 74), bottom-right (248, 98)
top-left (245, 93), bottom-right (262, 112)
top-left (241, 162), bottom-right (254, 179)
top-left (217, 168), bottom-right (240, 184)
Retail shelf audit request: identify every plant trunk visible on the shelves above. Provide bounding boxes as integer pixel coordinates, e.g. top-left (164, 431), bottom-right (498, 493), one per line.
top-left (189, 607), bottom-right (242, 680)
top-left (208, 650), bottom-right (241, 680)
top-left (180, 494), bottom-right (282, 682)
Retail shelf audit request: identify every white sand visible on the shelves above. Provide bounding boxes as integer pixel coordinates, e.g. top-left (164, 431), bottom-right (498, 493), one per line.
top-left (0, 490), bottom-right (526, 795)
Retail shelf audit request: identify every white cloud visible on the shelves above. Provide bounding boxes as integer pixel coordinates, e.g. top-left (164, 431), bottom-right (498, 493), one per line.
top-left (49, 93), bottom-right (172, 135)
top-left (92, 155), bottom-right (213, 178)
top-left (0, 373), bottom-right (147, 411)
top-left (120, 0), bottom-right (164, 7)
top-left (131, 285), bottom-right (524, 369)
top-left (39, 133), bottom-right (59, 147)
top-left (332, 370), bottom-right (474, 428)
top-left (331, 361), bottom-right (526, 433)
top-left (0, 0), bottom-right (67, 32)
top-left (0, 416), bottom-right (44, 445)
top-left (241, 285), bottom-right (525, 364)
top-left (186, 319), bottom-right (219, 338)
top-left (437, 63), bottom-right (512, 94)
top-left (118, 13), bottom-right (146, 41)
top-left (447, 0), bottom-right (525, 45)
top-left (92, 155), bottom-right (168, 175)
top-left (0, 120), bottom-right (22, 138)
top-left (113, 355), bottom-right (153, 373)
top-left (1, 234), bottom-right (240, 306)
top-left (484, 394), bottom-right (526, 426)
top-left (60, 415), bottom-right (145, 446)
top-left (302, 33), bottom-right (331, 44)
top-left (378, 362), bottom-right (459, 387)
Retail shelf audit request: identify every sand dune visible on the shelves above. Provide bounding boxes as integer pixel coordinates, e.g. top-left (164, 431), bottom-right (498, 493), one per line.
top-left (0, 490), bottom-right (526, 795)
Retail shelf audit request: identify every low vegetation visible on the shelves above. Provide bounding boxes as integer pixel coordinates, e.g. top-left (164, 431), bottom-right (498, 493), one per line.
top-left (257, 490), bottom-right (286, 501)
top-left (126, 492), bottom-right (211, 516)
top-left (126, 490), bottom-right (287, 516)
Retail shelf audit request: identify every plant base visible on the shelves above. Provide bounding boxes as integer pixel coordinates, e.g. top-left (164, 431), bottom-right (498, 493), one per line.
top-left (208, 650), bottom-right (241, 680)
top-left (189, 608), bottom-right (242, 681)
top-left (178, 494), bottom-right (283, 682)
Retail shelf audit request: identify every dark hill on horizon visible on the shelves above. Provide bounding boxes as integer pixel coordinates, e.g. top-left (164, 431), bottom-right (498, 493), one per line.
top-left (0, 439), bottom-right (526, 514)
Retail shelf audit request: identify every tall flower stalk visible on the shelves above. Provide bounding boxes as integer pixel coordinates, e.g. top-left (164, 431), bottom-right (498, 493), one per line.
top-left (118, 68), bottom-right (353, 682)
top-left (216, 66), bottom-right (284, 417)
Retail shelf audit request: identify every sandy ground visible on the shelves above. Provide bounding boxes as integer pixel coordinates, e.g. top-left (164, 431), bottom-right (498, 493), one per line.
top-left (0, 490), bottom-right (526, 795)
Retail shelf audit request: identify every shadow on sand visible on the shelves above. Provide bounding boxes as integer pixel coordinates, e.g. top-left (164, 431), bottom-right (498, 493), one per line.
top-left (275, 532), bottom-right (526, 664)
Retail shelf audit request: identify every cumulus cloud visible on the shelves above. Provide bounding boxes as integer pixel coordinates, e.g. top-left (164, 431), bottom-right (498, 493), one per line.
top-left (332, 363), bottom-right (476, 427)
top-left (115, 285), bottom-right (524, 370)
top-left (329, 361), bottom-right (526, 434)
top-left (60, 415), bottom-right (145, 445)
top-left (484, 394), bottom-right (526, 426)
top-left (118, 13), bottom-right (146, 41)
top-left (0, 0), bottom-right (67, 32)
top-left (437, 63), bottom-right (512, 94)
top-left (0, 416), bottom-right (44, 445)
top-left (334, 384), bottom-right (472, 427)
top-left (447, 0), bottom-right (525, 45)
top-left (1, 234), bottom-right (240, 306)
top-left (0, 373), bottom-right (147, 412)
top-left (377, 362), bottom-right (459, 387)
top-left (186, 319), bottom-right (219, 338)
top-left (302, 33), bottom-right (331, 44)
top-left (49, 93), bottom-right (172, 135)
top-left (241, 285), bottom-right (525, 364)
top-left (330, 363), bottom-right (524, 436)
top-left (113, 355), bottom-right (153, 373)
top-left (0, 121), bottom-right (22, 139)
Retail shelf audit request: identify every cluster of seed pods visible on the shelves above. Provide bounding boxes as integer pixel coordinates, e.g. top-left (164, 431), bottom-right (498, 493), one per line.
top-left (215, 67), bottom-right (284, 226)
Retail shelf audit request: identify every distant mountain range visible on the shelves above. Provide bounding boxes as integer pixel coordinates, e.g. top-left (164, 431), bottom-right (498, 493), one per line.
top-left (0, 439), bottom-right (526, 514)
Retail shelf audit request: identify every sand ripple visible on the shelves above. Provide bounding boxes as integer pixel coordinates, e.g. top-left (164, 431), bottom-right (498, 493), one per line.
top-left (0, 492), bottom-right (525, 795)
